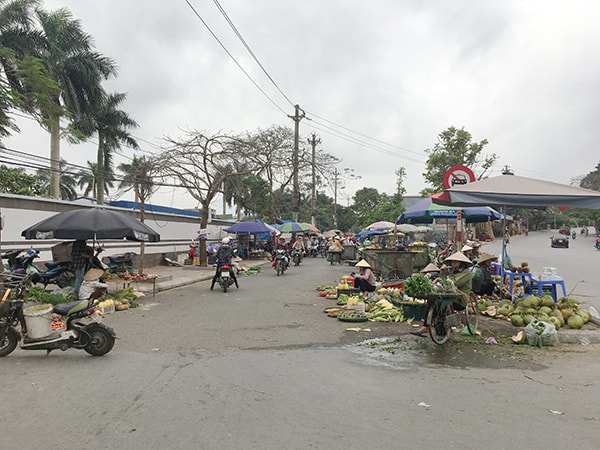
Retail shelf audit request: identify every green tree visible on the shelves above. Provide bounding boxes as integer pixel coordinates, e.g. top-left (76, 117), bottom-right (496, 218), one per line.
top-left (93, 92), bottom-right (138, 204)
top-left (36, 158), bottom-right (77, 199)
top-left (0, 0), bottom-right (61, 137)
top-left (422, 126), bottom-right (497, 195)
top-left (34, 7), bottom-right (117, 198)
top-left (580, 162), bottom-right (600, 192)
top-left (0, 164), bottom-right (44, 195)
top-left (352, 187), bottom-right (380, 226)
top-left (76, 160), bottom-right (113, 198)
top-left (159, 131), bottom-right (264, 265)
top-left (117, 155), bottom-right (157, 273)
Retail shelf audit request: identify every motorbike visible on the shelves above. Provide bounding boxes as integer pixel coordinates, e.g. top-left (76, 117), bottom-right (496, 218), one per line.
top-left (2, 248), bottom-right (72, 289)
top-left (595, 236), bottom-right (600, 250)
top-left (572, 231), bottom-right (576, 239)
top-left (319, 242), bottom-right (328, 258)
top-left (292, 248), bottom-right (302, 266)
top-left (214, 262), bottom-right (237, 292)
top-left (435, 239), bottom-right (455, 264)
top-left (274, 249), bottom-right (288, 276)
top-left (102, 252), bottom-right (135, 274)
top-left (0, 274), bottom-right (116, 357)
top-left (308, 244), bottom-right (319, 258)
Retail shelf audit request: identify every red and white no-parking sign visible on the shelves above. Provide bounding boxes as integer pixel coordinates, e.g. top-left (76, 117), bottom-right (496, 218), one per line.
top-left (443, 165), bottom-right (476, 189)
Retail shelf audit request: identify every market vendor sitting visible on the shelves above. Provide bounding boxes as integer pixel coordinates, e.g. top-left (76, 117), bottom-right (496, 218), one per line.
top-left (350, 259), bottom-right (377, 295)
top-left (420, 262), bottom-right (441, 280)
top-left (472, 253), bottom-right (500, 296)
top-left (411, 251), bottom-right (473, 338)
top-left (461, 244), bottom-right (476, 263)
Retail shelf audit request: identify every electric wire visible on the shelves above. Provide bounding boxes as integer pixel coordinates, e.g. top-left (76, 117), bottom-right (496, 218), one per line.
top-left (211, 0), bottom-right (295, 108)
top-left (184, 0), bottom-right (289, 116)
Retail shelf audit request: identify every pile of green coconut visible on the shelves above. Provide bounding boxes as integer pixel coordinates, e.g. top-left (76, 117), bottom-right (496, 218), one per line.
top-left (478, 296), bottom-right (590, 330)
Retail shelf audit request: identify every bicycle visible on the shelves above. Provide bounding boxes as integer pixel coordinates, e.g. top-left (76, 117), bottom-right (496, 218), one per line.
top-left (424, 292), bottom-right (479, 345)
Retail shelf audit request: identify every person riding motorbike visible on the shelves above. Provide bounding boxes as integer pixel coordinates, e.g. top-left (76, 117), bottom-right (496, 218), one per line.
top-left (272, 236), bottom-right (290, 269)
top-left (210, 237), bottom-right (238, 290)
top-left (291, 236), bottom-right (305, 262)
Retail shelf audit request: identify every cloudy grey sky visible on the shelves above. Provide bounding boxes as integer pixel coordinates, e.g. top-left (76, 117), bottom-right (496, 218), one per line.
top-left (6, 0), bottom-right (600, 212)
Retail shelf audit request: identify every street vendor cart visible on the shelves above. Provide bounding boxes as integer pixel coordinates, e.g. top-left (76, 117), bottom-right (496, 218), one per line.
top-left (361, 245), bottom-right (430, 280)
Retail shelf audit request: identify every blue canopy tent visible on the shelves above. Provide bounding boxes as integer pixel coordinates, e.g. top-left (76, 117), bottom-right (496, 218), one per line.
top-left (396, 198), bottom-right (502, 224)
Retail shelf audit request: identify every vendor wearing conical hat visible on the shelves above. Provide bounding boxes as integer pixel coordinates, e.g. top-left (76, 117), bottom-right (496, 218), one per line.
top-left (473, 253), bottom-right (499, 296)
top-left (420, 262), bottom-right (441, 279)
top-left (351, 259), bottom-right (376, 295)
top-left (442, 251), bottom-right (473, 299)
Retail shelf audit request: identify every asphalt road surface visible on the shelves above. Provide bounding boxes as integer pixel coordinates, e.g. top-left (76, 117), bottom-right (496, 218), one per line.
top-left (1, 232), bottom-right (600, 449)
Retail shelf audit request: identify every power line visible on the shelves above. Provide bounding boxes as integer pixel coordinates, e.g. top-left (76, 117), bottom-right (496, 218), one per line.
top-left (211, 0), bottom-right (295, 108)
top-left (184, 0), bottom-right (289, 116)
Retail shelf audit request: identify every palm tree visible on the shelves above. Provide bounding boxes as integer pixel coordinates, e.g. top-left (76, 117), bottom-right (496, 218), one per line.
top-left (36, 158), bottom-right (77, 199)
top-left (93, 92), bottom-right (138, 204)
top-left (118, 155), bottom-right (157, 210)
top-left (118, 155), bottom-right (157, 274)
top-left (34, 7), bottom-right (117, 199)
top-left (0, 0), bottom-right (57, 136)
top-left (76, 160), bottom-right (114, 199)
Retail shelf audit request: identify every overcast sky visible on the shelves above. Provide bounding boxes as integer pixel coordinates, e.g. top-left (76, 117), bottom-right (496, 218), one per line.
top-left (6, 0), bottom-right (600, 213)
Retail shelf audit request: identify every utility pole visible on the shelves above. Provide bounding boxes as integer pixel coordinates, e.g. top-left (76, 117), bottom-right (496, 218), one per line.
top-left (288, 105), bottom-right (305, 221)
top-left (308, 133), bottom-right (321, 226)
top-left (333, 168), bottom-right (338, 228)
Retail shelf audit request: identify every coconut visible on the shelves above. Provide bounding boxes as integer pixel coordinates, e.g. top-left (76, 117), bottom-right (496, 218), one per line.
top-left (567, 314), bottom-right (584, 329)
top-left (561, 308), bottom-right (574, 320)
top-left (576, 308), bottom-right (591, 324)
top-left (541, 296), bottom-right (556, 308)
top-left (522, 314), bottom-right (533, 325)
top-left (521, 261), bottom-right (529, 267)
top-left (539, 306), bottom-right (553, 316)
top-left (497, 307), bottom-right (511, 317)
top-left (549, 316), bottom-right (561, 329)
top-left (511, 315), bottom-right (524, 326)
top-left (512, 330), bottom-right (526, 343)
top-left (500, 299), bottom-right (513, 309)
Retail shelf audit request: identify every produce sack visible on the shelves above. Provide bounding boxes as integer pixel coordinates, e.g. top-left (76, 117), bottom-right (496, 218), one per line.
top-left (524, 319), bottom-right (559, 347)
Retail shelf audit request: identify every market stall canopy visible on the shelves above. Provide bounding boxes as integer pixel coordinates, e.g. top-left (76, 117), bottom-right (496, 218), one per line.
top-left (366, 220), bottom-right (396, 231)
top-left (436, 173), bottom-right (600, 209)
top-left (396, 223), bottom-right (420, 233)
top-left (299, 222), bottom-right (321, 235)
top-left (355, 229), bottom-right (391, 238)
top-left (275, 221), bottom-right (311, 234)
top-left (225, 220), bottom-right (276, 235)
top-left (21, 208), bottom-right (160, 242)
top-left (396, 197), bottom-right (502, 224)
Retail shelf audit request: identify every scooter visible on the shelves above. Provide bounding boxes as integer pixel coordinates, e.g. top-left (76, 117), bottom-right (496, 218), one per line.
top-left (274, 249), bottom-right (288, 276)
top-left (595, 236), bottom-right (600, 250)
top-left (292, 248), bottom-right (302, 266)
top-left (214, 262), bottom-right (237, 292)
top-left (0, 275), bottom-right (116, 357)
top-left (102, 252), bottom-right (135, 274)
top-left (2, 249), bottom-right (72, 288)
top-left (572, 231), bottom-right (576, 240)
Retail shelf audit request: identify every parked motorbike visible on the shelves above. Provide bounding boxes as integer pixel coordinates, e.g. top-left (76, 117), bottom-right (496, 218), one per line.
top-left (102, 252), bottom-right (135, 274)
top-left (435, 239), bottom-right (455, 264)
top-left (0, 275), bottom-right (116, 357)
top-left (274, 249), bottom-right (288, 276)
top-left (292, 248), bottom-right (302, 266)
top-left (1, 248), bottom-right (72, 288)
top-left (215, 262), bottom-right (237, 292)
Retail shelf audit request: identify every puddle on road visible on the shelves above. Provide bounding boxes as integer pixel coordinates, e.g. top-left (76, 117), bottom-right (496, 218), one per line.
top-left (345, 336), bottom-right (548, 371)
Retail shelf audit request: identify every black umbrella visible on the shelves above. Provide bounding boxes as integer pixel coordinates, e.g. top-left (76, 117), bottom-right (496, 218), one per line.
top-left (21, 208), bottom-right (161, 242)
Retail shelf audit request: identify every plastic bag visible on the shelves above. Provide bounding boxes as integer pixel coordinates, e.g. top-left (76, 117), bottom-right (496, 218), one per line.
top-left (524, 319), bottom-right (559, 347)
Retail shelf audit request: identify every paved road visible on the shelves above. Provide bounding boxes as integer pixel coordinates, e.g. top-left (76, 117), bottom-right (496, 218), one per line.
top-left (1, 239), bottom-right (600, 449)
